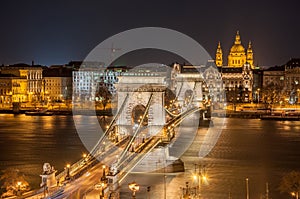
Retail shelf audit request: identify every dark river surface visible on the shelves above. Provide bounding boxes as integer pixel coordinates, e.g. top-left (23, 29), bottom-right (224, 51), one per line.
top-left (1, 114), bottom-right (300, 198)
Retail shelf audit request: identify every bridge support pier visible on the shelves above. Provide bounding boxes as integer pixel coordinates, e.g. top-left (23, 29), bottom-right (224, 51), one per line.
top-left (106, 174), bottom-right (120, 199)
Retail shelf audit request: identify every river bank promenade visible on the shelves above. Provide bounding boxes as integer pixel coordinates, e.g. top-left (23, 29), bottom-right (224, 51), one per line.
top-left (1, 102), bottom-right (299, 119)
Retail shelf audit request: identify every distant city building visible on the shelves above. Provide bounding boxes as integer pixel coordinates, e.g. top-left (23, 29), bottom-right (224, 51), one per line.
top-left (0, 63), bottom-right (45, 102)
top-left (215, 31), bottom-right (257, 102)
top-left (262, 65), bottom-right (285, 89)
top-left (284, 58), bottom-right (300, 104)
top-left (216, 31), bottom-right (254, 68)
top-left (0, 74), bottom-right (15, 104)
top-left (12, 78), bottom-right (28, 103)
top-left (285, 58), bottom-right (300, 92)
top-left (43, 65), bottom-right (73, 102)
top-left (72, 65), bottom-right (128, 102)
top-left (261, 58), bottom-right (300, 104)
top-left (202, 61), bottom-right (224, 102)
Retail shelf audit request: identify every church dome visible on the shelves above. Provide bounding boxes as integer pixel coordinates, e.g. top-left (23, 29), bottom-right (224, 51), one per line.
top-left (230, 31), bottom-right (245, 53)
top-left (230, 44), bottom-right (245, 53)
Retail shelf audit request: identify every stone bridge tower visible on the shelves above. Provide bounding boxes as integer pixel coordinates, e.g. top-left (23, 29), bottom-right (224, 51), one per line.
top-left (115, 71), bottom-right (167, 138)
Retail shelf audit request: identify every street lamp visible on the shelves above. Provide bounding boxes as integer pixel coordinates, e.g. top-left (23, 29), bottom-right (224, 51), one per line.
top-left (128, 181), bottom-right (140, 199)
top-left (101, 165), bottom-right (106, 182)
top-left (193, 164), bottom-right (208, 197)
top-left (246, 178), bottom-right (249, 199)
top-left (83, 153), bottom-right (87, 163)
top-left (291, 191), bottom-right (299, 199)
top-left (255, 88), bottom-right (260, 104)
top-left (66, 164), bottom-right (70, 180)
top-left (95, 182), bottom-right (106, 199)
top-left (17, 181), bottom-right (21, 196)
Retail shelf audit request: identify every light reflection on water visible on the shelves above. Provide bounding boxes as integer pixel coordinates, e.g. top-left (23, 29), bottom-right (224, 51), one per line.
top-left (181, 118), bottom-right (300, 199)
top-left (0, 115), bottom-right (300, 198)
top-left (0, 114), bottom-right (88, 190)
top-left (123, 118), bottom-right (300, 199)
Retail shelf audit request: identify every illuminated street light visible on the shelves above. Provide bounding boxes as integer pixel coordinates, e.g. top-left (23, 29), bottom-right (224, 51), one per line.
top-left (95, 182), bottom-right (106, 199)
top-left (17, 181), bottom-right (21, 196)
top-left (193, 164), bottom-right (208, 197)
top-left (291, 192), bottom-right (299, 199)
top-left (128, 181), bottom-right (140, 199)
top-left (66, 164), bottom-right (70, 180)
top-left (101, 165), bottom-right (106, 182)
top-left (246, 178), bottom-right (249, 199)
top-left (82, 153), bottom-right (87, 163)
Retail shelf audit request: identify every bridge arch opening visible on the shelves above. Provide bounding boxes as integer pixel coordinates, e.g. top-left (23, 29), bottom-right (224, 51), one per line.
top-left (164, 88), bottom-right (176, 107)
top-left (131, 104), bottom-right (148, 126)
top-left (184, 89), bottom-right (194, 105)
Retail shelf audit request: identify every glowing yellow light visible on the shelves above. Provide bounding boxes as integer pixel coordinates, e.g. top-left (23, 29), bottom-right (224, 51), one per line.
top-left (291, 192), bottom-right (296, 196)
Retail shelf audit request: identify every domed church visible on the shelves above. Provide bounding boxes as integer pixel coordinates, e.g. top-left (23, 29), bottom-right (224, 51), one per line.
top-left (215, 31), bottom-right (255, 103)
top-left (216, 31), bottom-right (254, 68)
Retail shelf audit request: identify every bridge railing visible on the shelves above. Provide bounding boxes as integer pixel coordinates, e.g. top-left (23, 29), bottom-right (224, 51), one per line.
top-left (55, 135), bottom-right (130, 182)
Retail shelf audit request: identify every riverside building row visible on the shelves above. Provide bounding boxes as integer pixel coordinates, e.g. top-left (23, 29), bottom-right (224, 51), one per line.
top-left (0, 36), bottom-right (299, 105)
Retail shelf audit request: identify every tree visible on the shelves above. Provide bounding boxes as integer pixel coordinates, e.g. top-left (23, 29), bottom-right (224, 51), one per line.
top-left (0, 168), bottom-right (30, 197)
top-left (279, 171), bottom-right (300, 198)
top-left (262, 82), bottom-right (284, 105)
top-left (96, 83), bottom-right (112, 110)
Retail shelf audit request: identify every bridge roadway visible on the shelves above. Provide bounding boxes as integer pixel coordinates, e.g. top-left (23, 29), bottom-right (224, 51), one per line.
top-left (23, 104), bottom-right (204, 198)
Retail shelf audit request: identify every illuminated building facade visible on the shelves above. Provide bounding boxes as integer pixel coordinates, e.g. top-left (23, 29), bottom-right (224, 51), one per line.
top-left (0, 75), bottom-right (13, 104)
top-left (43, 66), bottom-right (73, 102)
top-left (0, 64), bottom-right (44, 102)
top-left (216, 31), bottom-right (254, 68)
top-left (12, 78), bottom-right (28, 102)
top-left (44, 77), bottom-right (72, 102)
top-left (215, 31), bottom-right (256, 102)
top-left (72, 66), bottom-right (128, 102)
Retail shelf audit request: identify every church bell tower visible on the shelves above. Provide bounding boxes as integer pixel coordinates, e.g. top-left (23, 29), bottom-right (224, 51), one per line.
top-left (215, 41), bottom-right (223, 67)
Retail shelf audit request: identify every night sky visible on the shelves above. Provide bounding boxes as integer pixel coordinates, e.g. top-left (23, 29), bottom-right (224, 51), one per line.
top-left (0, 1), bottom-right (299, 67)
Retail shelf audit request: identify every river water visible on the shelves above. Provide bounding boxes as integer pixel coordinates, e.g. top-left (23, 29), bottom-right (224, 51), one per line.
top-left (0, 114), bottom-right (300, 198)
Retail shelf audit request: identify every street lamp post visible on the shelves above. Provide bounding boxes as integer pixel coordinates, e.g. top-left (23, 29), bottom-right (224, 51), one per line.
top-left (291, 191), bottom-right (299, 199)
top-left (246, 178), bottom-right (249, 199)
top-left (257, 88), bottom-right (260, 107)
top-left (101, 165), bottom-right (106, 182)
top-left (193, 164), bottom-right (208, 198)
top-left (128, 181), bottom-right (140, 199)
top-left (17, 181), bottom-right (21, 197)
top-left (95, 182), bottom-right (106, 199)
top-left (66, 164), bottom-right (70, 180)
top-left (100, 182), bottom-right (105, 199)
top-left (83, 153), bottom-right (87, 163)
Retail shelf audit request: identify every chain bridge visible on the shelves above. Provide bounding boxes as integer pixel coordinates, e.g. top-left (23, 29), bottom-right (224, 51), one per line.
top-left (32, 64), bottom-right (213, 199)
